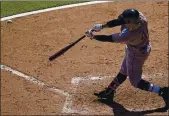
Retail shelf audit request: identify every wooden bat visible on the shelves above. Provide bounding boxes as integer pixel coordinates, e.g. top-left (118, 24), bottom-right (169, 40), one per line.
top-left (49, 35), bottom-right (86, 61)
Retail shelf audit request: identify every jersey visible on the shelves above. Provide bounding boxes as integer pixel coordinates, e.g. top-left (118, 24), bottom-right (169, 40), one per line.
top-left (112, 12), bottom-right (150, 49)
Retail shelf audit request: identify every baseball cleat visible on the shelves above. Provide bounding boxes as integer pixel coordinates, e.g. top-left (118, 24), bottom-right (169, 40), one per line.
top-left (94, 88), bottom-right (115, 101)
top-left (159, 87), bottom-right (169, 110)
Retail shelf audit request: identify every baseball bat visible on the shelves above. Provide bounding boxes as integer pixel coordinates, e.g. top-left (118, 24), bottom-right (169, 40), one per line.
top-left (49, 35), bottom-right (86, 61)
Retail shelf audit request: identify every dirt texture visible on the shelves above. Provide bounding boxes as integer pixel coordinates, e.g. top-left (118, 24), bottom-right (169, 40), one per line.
top-left (1, 71), bottom-right (64, 115)
top-left (1, 1), bottom-right (168, 115)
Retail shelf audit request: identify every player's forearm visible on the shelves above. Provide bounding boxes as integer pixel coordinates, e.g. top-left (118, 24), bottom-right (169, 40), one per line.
top-left (93, 35), bottom-right (115, 42)
top-left (102, 19), bottom-right (125, 28)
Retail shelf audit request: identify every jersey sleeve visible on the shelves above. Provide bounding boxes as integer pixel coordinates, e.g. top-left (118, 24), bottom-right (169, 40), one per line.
top-left (106, 19), bottom-right (125, 27)
top-left (112, 28), bottom-right (134, 43)
top-left (105, 14), bottom-right (126, 27)
top-left (93, 28), bottom-right (135, 43)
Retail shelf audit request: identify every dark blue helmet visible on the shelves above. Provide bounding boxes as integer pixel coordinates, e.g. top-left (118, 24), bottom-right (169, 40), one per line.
top-left (119, 9), bottom-right (140, 24)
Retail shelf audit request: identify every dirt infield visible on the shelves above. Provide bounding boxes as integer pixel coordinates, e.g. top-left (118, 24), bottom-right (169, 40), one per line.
top-left (1, 1), bottom-right (168, 115)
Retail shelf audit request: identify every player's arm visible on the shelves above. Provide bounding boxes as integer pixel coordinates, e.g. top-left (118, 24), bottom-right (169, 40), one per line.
top-left (93, 35), bottom-right (115, 42)
top-left (95, 28), bottom-right (132, 43)
top-left (86, 29), bottom-right (132, 43)
top-left (92, 15), bottom-right (126, 31)
top-left (103, 17), bottom-right (126, 28)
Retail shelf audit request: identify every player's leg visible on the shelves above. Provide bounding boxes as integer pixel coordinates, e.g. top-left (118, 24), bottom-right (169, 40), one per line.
top-left (127, 47), bottom-right (168, 109)
top-left (94, 72), bottom-right (127, 100)
top-left (107, 53), bottom-right (128, 90)
top-left (94, 47), bottom-right (128, 100)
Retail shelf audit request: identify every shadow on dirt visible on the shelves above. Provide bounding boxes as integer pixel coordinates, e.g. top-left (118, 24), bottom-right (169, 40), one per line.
top-left (97, 99), bottom-right (168, 116)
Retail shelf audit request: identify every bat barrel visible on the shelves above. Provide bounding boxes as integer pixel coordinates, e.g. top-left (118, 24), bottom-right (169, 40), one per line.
top-left (49, 35), bottom-right (86, 61)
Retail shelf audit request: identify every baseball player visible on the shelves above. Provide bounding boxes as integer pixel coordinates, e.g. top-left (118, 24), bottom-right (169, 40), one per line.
top-left (85, 9), bottom-right (168, 110)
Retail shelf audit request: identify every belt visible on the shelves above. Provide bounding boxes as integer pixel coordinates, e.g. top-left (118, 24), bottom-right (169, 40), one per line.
top-left (128, 44), bottom-right (148, 51)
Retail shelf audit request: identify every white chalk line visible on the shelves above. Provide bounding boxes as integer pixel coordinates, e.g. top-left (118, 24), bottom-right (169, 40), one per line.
top-left (71, 76), bottom-right (112, 85)
top-left (62, 84), bottom-right (88, 114)
top-left (1, 1), bottom-right (110, 21)
top-left (1, 64), bottom-right (69, 96)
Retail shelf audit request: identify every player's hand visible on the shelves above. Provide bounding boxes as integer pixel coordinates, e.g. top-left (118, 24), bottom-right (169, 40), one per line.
top-left (85, 29), bottom-right (94, 39)
top-left (92, 24), bottom-right (103, 32)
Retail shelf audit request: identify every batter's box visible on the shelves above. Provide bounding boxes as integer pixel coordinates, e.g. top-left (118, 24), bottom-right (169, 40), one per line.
top-left (62, 75), bottom-right (168, 115)
top-left (62, 76), bottom-right (115, 115)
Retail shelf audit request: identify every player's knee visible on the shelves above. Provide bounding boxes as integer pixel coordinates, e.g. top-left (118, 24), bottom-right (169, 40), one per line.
top-left (129, 78), bottom-right (139, 87)
top-left (130, 81), bottom-right (139, 88)
top-left (120, 69), bottom-right (127, 76)
top-left (128, 75), bottom-right (142, 88)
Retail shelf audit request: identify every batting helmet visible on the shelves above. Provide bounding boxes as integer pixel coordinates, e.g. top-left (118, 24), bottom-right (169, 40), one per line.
top-left (120, 9), bottom-right (140, 24)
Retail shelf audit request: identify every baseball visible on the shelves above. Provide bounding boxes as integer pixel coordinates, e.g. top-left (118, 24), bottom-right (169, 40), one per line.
top-left (7, 19), bottom-right (12, 23)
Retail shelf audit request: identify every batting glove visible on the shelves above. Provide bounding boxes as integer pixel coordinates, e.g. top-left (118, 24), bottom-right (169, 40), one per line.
top-left (92, 24), bottom-right (103, 32)
top-left (85, 29), bottom-right (94, 39)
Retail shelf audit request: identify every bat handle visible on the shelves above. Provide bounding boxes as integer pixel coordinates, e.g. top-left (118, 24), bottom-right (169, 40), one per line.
top-left (85, 29), bottom-right (94, 35)
top-left (86, 29), bottom-right (94, 32)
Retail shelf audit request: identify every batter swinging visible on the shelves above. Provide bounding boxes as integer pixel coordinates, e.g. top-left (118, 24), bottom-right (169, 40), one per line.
top-left (85, 9), bottom-right (168, 110)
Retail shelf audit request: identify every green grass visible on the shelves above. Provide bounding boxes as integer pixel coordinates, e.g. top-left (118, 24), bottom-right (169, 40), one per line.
top-left (1, 1), bottom-right (88, 18)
